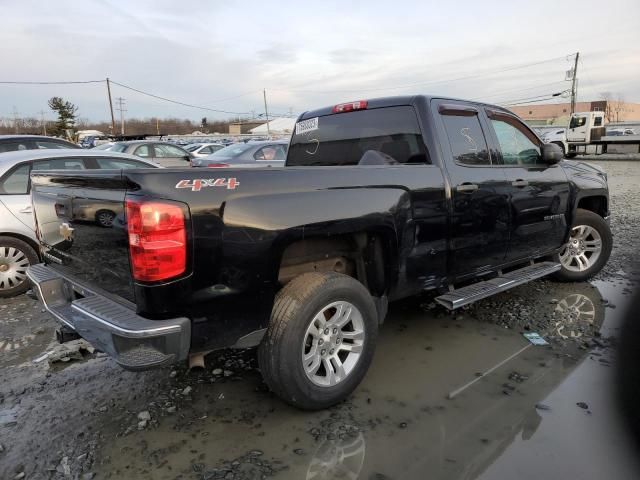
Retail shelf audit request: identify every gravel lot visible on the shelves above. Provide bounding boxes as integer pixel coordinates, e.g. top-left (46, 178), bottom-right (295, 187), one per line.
top-left (0, 159), bottom-right (639, 480)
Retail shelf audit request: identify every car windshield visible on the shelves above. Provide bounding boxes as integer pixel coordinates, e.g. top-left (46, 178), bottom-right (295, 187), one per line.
top-left (210, 143), bottom-right (253, 157)
top-left (93, 143), bottom-right (128, 152)
top-left (185, 144), bottom-right (203, 152)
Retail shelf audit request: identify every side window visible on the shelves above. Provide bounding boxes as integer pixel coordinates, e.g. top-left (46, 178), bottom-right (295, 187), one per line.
top-left (32, 158), bottom-right (86, 170)
top-left (0, 164), bottom-right (30, 194)
top-left (156, 144), bottom-right (187, 157)
top-left (593, 117), bottom-right (603, 127)
top-left (0, 141), bottom-right (30, 153)
top-left (95, 158), bottom-right (152, 169)
top-left (200, 146), bottom-right (212, 154)
top-left (35, 140), bottom-right (71, 149)
top-left (441, 113), bottom-right (491, 166)
top-left (254, 145), bottom-right (285, 161)
top-left (490, 118), bottom-right (541, 166)
top-left (134, 145), bottom-right (151, 157)
top-left (569, 116), bottom-right (587, 128)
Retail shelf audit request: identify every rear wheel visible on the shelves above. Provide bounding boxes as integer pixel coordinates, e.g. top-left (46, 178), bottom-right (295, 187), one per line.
top-left (95, 210), bottom-right (115, 227)
top-left (258, 272), bottom-right (378, 410)
top-left (554, 209), bottom-right (612, 281)
top-left (0, 236), bottom-right (38, 298)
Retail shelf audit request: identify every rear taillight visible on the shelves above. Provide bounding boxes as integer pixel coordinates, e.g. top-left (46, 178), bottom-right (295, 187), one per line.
top-left (207, 163), bottom-right (230, 168)
top-left (125, 198), bottom-right (187, 282)
top-left (332, 100), bottom-right (368, 114)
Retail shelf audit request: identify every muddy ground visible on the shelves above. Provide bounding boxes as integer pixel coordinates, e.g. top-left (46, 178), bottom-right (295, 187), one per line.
top-left (1, 160), bottom-right (640, 480)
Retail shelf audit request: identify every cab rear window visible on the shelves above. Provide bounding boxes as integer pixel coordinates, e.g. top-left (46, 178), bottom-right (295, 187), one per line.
top-left (287, 106), bottom-right (429, 166)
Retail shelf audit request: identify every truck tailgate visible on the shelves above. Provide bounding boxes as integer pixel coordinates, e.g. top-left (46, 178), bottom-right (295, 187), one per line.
top-left (31, 170), bottom-right (135, 303)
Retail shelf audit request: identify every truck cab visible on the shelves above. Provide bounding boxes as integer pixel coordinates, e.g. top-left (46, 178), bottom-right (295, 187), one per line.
top-left (566, 111), bottom-right (606, 144)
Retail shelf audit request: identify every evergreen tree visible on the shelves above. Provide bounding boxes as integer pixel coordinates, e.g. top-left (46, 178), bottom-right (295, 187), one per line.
top-left (48, 97), bottom-right (78, 136)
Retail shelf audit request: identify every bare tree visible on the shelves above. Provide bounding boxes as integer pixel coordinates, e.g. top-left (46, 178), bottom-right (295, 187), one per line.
top-left (600, 92), bottom-right (626, 123)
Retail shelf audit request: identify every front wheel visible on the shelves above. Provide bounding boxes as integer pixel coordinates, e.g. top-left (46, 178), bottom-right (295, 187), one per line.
top-left (258, 272), bottom-right (378, 410)
top-left (554, 208), bottom-right (612, 282)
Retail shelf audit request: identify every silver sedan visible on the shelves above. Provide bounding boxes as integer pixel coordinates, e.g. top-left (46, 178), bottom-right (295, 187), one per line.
top-left (0, 149), bottom-right (160, 297)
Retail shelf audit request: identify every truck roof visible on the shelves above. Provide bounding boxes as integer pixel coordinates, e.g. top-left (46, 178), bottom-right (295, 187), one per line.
top-left (296, 94), bottom-right (513, 121)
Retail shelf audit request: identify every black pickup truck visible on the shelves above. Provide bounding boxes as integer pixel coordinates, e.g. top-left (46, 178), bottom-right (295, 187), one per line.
top-left (27, 95), bottom-right (612, 409)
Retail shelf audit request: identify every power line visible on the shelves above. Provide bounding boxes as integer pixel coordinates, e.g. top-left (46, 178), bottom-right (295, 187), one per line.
top-left (472, 81), bottom-right (567, 101)
top-left (0, 80), bottom-right (105, 85)
top-left (273, 53), bottom-right (575, 95)
top-left (109, 80), bottom-right (252, 115)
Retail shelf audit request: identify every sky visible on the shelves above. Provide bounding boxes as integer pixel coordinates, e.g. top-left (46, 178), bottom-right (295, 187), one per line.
top-left (1, 0), bottom-right (639, 123)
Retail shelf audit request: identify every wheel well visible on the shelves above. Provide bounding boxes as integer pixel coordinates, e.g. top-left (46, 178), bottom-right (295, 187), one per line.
top-left (0, 232), bottom-right (40, 259)
top-left (577, 196), bottom-right (607, 217)
top-left (278, 233), bottom-right (389, 296)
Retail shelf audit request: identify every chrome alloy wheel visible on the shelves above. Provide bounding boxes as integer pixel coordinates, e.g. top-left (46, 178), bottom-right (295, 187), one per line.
top-left (302, 301), bottom-right (365, 387)
top-left (559, 225), bottom-right (602, 272)
top-left (0, 246), bottom-right (30, 291)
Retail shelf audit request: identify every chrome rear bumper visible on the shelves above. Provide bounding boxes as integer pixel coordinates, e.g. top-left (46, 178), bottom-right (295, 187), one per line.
top-left (26, 263), bottom-right (190, 370)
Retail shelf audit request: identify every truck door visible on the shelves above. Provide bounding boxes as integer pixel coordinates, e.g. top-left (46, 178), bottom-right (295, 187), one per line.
top-left (484, 109), bottom-right (570, 262)
top-left (432, 100), bottom-right (511, 278)
top-left (566, 113), bottom-right (589, 142)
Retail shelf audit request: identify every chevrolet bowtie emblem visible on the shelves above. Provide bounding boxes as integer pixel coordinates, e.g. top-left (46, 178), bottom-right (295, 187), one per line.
top-left (59, 222), bottom-right (75, 242)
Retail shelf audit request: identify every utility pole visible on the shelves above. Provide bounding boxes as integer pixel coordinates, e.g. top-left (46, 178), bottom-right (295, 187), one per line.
top-left (106, 78), bottom-right (116, 136)
top-left (570, 52), bottom-right (579, 115)
top-left (115, 97), bottom-right (126, 135)
top-left (38, 110), bottom-right (47, 135)
top-left (156, 118), bottom-right (160, 135)
top-left (263, 89), bottom-right (270, 137)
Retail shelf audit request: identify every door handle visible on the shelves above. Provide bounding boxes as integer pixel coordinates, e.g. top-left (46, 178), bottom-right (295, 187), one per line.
top-left (19, 206), bottom-right (33, 214)
top-left (511, 179), bottom-right (529, 188)
top-left (456, 183), bottom-right (479, 193)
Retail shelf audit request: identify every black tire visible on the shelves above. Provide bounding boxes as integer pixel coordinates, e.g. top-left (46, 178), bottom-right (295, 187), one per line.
top-left (95, 210), bottom-right (116, 228)
top-left (553, 208), bottom-right (612, 282)
top-left (552, 142), bottom-right (566, 156)
top-left (258, 272), bottom-right (378, 410)
top-left (0, 236), bottom-right (39, 298)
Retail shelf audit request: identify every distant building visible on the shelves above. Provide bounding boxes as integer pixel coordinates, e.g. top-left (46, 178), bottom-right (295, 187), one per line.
top-left (509, 100), bottom-right (640, 126)
top-left (228, 120), bottom-right (264, 135)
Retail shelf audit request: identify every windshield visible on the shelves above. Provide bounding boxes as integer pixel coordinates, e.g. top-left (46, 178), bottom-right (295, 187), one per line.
top-left (287, 106), bottom-right (428, 166)
top-left (185, 144), bottom-right (203, 152)
top-left (210, 143), bottom-right (253, 157)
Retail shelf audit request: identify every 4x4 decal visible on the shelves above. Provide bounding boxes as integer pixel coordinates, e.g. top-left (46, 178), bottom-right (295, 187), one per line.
top-left (176, 178), bottom-right (240, 192)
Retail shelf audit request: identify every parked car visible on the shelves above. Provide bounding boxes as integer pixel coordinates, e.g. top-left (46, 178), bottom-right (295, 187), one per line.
top-left (94, 141), bottom-right (193, 167)
top-left (26, 95), bottom-right (611, 409)
top-left (0, 149), bottom-right (160, 297)
top-left (185, 142), bottom-right (225, 158)
top-left (191, 140), bottom-right (288, 167)
top-left (0, 135), bottom-right (80, 154)
top-left (607, 127), bottom-right (636, 136)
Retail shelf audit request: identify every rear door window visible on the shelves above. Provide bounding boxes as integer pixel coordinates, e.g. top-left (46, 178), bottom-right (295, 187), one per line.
top-left (0, 164), bottom-right (30, 194)
top-left (287, 106), bottom-right (429, 166)
top-left (32, 158), bottom-right (87, 170)
top-left (35, 140), bottom-right (73, 149)
top-left (255, 145), bottom-right (287, 161)
top-left (440, 112), bottom-right (491, 166)
top-left (134, 145), bottom-right (151, 157)
top-left (0, 141), bottom-right (31, 153)
top-left (94, 158), bottom-right (154, 169)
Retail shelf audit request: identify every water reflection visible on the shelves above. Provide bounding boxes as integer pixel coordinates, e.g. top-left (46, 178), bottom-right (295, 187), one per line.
top-left (306, 432), bottom-right (366, 480)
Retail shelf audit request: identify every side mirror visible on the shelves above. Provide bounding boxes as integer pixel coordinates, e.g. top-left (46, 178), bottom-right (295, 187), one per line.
top-left (183, 155), bottom-right (191, 161)
top-left (541, 143), bottom-right (563, 164)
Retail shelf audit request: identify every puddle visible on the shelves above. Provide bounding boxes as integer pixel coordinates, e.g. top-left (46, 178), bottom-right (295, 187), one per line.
top-left (93, 280), bottom-right (633, 480)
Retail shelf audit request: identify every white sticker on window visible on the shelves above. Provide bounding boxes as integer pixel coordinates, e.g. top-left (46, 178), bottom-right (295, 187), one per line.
top-left (295, 117), bottom-right (319, 135)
